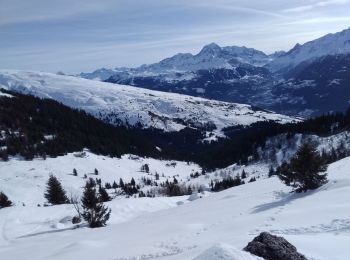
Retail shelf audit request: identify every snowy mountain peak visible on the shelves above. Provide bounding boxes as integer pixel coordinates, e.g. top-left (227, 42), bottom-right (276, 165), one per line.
top-left (198, 42), bottom-right (222, 56)
top-left (269, 27), bottom-right (350, 71)
top-left (79, 67), bottom-right (118, 81)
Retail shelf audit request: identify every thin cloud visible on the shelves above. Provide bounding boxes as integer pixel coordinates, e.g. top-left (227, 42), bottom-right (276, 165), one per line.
top-left (282, 0), bottom-right (350, 13)
top-left (286, 16), bottom-right (350, 25)
top-left (1, 0), bottom-right (350, 73)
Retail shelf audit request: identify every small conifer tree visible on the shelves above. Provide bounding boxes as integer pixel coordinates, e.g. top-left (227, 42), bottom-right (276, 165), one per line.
top-left (278, 143), bottom-right (328, 192)
top-left (44, 175), bottom-right (68, 205)
top-left (81, 182), bottom-right (111, 228)
top-left (99, 186), bottom-right (111, 202)
top-left (130, 178), bottom-right (136, 187)
top-left (241, 169), bottom-right (247, 179)
top-left (0, 192), bottom-right (12, 208)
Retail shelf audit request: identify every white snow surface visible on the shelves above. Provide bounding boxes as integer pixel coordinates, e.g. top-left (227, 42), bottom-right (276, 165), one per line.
top-left (1, 151), bottom-right (350, 259)
top-left (193, 244), bottom-right (262, 260)
top-left (0, 70), bottom-right (297, 134)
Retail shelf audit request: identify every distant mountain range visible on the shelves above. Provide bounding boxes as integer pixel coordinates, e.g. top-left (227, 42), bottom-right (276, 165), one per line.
top-left (80, 27), bottom-right (350, 117)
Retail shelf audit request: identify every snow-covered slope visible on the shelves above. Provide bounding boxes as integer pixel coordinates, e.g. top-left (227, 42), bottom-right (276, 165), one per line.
top-left (0, 70), bottom-right (297, 135)
top-left (0, 151), bottom-right (201, 207)
top-left (1, 151), bottom-right (350, 259)
top-left (268, 27), bottom-right (350, 71)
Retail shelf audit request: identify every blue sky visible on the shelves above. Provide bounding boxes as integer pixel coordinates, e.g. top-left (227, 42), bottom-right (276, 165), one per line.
top-left (1, 0), bottom-right (350, 73)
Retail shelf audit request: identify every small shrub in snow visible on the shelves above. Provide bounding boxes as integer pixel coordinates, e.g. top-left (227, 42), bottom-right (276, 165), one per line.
top-left (155, 172), bottom-right (160, 180)
top-left (140, 164), bottom-right (150, 173)
top-left (0, 192), bottom-right (12, 208)
top-left (138, 191), bottom-right (146, 197)
top-left (72, 215), bottom-right (81, 224)
top-left (248, 177), bottom-right (256, 183)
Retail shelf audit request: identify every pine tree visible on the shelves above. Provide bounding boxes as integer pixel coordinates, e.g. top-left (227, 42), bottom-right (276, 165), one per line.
top-left (119, 178), bottom-right (124, 188)
top-left (0, 192), bottom-right (12, 208)
top-left (99, 186), bottom-right (110, 202)
top-left (141, 164), bottom-right (150, 173)
top-left (105, 182), bottom-right (112, 189)
top-left (85, 178), bottom-right (96, 189)
top-left (44, 175), bottom-right (68, 205)
top-left (278, 143), bottom-right (328, 192)
top-left (81, 182), bottom-right (111, 228)
top-left (94, 168), bottom-right (99, 175)
top-left (73, 168), bottom-right (78, 176)
top-left (130, 178), bottom-right (136, 186)
top-left (155, 172), bottom-right (160, 180)
top-left (241, 169), bottom-right (247, 179)
top-left (248, 177), bottom-right (256, 183)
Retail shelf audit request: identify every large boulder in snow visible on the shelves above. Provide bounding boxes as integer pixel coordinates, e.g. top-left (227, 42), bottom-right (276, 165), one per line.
top-left (244, 232), bottom-right (307, 260)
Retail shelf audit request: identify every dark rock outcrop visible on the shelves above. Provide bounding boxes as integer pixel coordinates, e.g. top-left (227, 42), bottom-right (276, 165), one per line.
top-left (244, 232), bottom-right (307, 260)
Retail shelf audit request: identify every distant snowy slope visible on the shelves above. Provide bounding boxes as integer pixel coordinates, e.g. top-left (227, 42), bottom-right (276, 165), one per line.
top-left (0, 70), bottom-right (297, 134)
top-left (268, 27), bottom-right (350, 71)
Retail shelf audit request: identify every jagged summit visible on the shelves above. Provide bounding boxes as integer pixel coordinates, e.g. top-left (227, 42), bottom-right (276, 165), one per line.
top-left (198, 42), bottom-right (222, 56)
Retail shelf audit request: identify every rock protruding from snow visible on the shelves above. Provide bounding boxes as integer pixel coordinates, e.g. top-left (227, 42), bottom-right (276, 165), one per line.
top-left (244, 232), bottom-right (307, 260)
top-left (194, 243), bottom-right (262, 260)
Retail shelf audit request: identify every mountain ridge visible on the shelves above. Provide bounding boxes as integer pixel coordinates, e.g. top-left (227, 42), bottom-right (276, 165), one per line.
top-left (0, 70), bottom-right (297, 138)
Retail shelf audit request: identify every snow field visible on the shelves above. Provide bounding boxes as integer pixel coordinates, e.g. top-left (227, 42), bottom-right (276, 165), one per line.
top-left (1, 153), bottom-right (350, 259)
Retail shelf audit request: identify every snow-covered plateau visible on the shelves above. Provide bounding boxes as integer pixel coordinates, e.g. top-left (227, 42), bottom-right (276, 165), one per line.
top-left (0, 70), bottom-right (297, 135)
top-left (0, 150), bottom-right (350, 259)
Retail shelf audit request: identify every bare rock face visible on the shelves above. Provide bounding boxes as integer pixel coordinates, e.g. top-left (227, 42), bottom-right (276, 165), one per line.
top-left (244, 232), bottom-right (307, 260)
